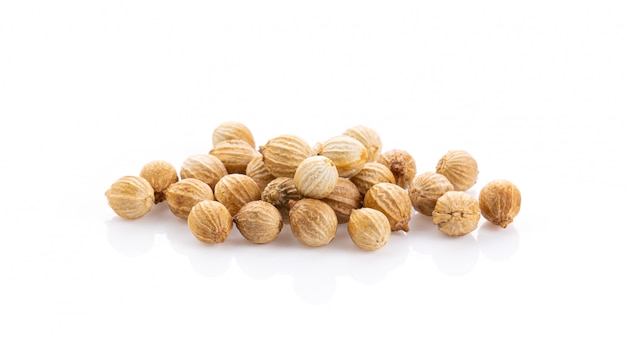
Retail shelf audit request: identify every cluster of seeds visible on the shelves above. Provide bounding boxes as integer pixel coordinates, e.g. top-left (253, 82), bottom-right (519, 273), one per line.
top-left (105, 122), bottom-right (521, 251)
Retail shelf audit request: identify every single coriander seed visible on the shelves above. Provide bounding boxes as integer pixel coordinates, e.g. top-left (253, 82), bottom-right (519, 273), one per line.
top-left (479, 179), bottom-right (521, 228)
top-left (214, 174), bottom-right (261, 216)
top-left (436, 150), bottom-right (479, 191)
top-left (165, 178), bottom-right (215, 220)
top-left (376, 149), bottom-right (417, 189)
top-left (348, 208), bottom-right (391, 251)
top-left (363, 182), bottom-right (412, 232)
top-left (294, 156), bottom-right (338, 199)
top-left (212, 121), bottom-right (255, 148)
top-left (432, 191), bottom-right (480, 237)
top-left (343, 125), bottom-right (383, 163)
top-left (317, 135), bottom-right (368, 178)
top-left (209, 139), bottom-right (260, 174)
top-left (408, 172), bottom-right (454, 216)
top-left (289, 199), bottom-right (338, 247)
top-left (140, 160), bottom-right (178, 203)
top-left (259, 134), bottom-right (313, 178)
top-left (180, 153), bottom-right (228, 190)
top-left (187, 200), bottom-right (233, 244)
top-left (105, 176), bottom-right (155, 219)
top-left (321, 178), bottom-right (363, 224)
top-left (350, 162), bottom-right (396, 196)
top-left (245, 156), bottom-right (275, 192)
top-left (233, 201), bottom-right (283, 244)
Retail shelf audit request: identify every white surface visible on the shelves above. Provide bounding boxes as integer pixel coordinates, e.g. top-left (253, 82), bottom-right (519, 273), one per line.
top-left (1, 0), bottom-right (625, 355)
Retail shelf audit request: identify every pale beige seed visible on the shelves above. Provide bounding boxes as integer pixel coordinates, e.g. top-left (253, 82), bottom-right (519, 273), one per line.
top-left (363, 182), bottom-right (412, 232)
top-left (233, 201), bottom-right (283, 244)
top-left (289, 199), bottom-right (338, 247)
top-left (321, 178), bottom-right (362, 224)
top-left (210, 139), bottom-right (260, 174)
top-left (262, 177), bottom-right (302, 224)
top-left (436, 150), bottom-right (479, 191)
top-left (259, 134), bottom-right (313, 178)
top-left (294, 156), bottom-right (338, 199)
top-left (408, 172), bottom-right (454, 216)
top-left (245, 156), bottom-right (275, 192)
top-left (376, 149), bottom-right (417, 189)
top-left (105, 176), bottom-right (155, 219)
top-left (180, 154), bottom-right (228, 190)
top-left (432, 191), bottom-right (480, 237)
top-left (165, 178), bottom-right (215, 220)
top-left (348, 208), bottom-right (391, 251)
top-left (343, 125), bottom-right (383, 163)
top-left (350, 162), bottom-right (396, 196)
top-left (212, 121), bottom-right (255, 148)
top-left (140, 160), bottom-right (178, 203)
top-left (188, 200), bottom-right (233, 244)
top-left (318, 135), bottom-right (368, 178)
top-left (214, 174), bottom-right (261, 216)
top-left (479, 179), bottom-right (521, 228)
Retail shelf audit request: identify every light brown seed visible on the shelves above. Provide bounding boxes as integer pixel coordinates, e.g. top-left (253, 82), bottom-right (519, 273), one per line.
top-left (343, 125), bottom-right (383, 163)
top-left (234, 201), bottom-right (283, 244)
top-left (436, 150), bottom-right (479, 191)
top-left (180, 154), bottom-right (228, 190)
top-left (376, 149), bottom-right (417, 189)
top-left (214, 174), bottom-right (261, 216)
top-left (165, 178), bottom-right (215, 220)
top-left (259, 134), bottom-right (313, 178)
top-left (245, 156), bottom-right (275, 192)
top-left (408, 172), bottom-right (454, 216)
top-left (289, 199), bottom-right (338, 247)
top-left (188, 200), bottom-right (233, 244)
top-left (363, 182), bottom-right (412, 232)
top-left (140, 160), bottom-right (179, 203)
top-left (317, 135), bottom-right (368, 178)
top-left (350, 162), bottom-right (396, 196)
top-left (212, 121), bottom-right (255, 148)
top-left (294, 156), bottom-right (338, 199)
top-left (348, 208), bottom-right (391, 251)
top-left (262, 177), bottom-right (302, 224)
top-left (105, 176), bottom-right (155, 219)
top-left (432, 191), bottom-right (480, 236)
top-left (479, 179), bottom-right (521, 228)
top-left (321, 178), bottom-right (362, 224)
top-left (210, 139), bottom-right (260, 174)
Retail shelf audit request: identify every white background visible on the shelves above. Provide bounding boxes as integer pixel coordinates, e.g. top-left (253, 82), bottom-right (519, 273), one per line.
top-left (1, 0), bottom-right (625, 355)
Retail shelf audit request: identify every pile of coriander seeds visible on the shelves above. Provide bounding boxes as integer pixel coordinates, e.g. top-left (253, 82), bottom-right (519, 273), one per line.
top-left (105, 122), bottom-right (521, 251)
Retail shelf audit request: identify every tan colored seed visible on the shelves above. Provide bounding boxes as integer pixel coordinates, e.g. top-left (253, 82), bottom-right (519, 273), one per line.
top-left (350, 162), bottom-right (396, 196)
top-left (376, 149), bottom-right (417, 189)
top-left (214, 174), bottom-right (261, 216)
top-left (408, 172), bottom-right (454, 216)
top-left (289, 199), bottom-right (338, 247)
top-left (140, 160), bottom-right (178, 203)
top-left (210, 139), bottom-right (260, 174)
top-left (294, 156), bottom-right (338, 199)
top-left (180, 154), bottom-right (228, 190)
top-left (212, 121), bottom-right (255, 148)
top-left (105, 176), bottom-right (154, 219)
top-left (343, 125), bottom-right (382, 163)
top-left (245, 156), bottom-right (275, 192)
top-left (321, 178), bottom-right (362, 224)
top-left (165, 178), bottom-right (215, 220)
top-left (233, 201), bottom-right (283, 244)
top-left (187, 200), bottom-right (233, 244)
top-left (318, 135), bottom-right (368, 178)
top-left (262, 177), bottom-right (302, 224)
top-left (479, 179), bottom-right (521, 228)
top-left (260, 134), bottom-right (313, 178)
top-left (348, 208), bottom-right (391, 251)
top-left (432, 191), bottom-right (480, 237)
top-left (363, 182), bottom-right (412, 232)
top-left (436, 150), bottom-right (479, 191)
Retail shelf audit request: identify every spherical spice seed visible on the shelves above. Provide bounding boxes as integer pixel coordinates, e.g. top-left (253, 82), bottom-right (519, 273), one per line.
top-left (261, 177), bottom-right (302, 224)
top-left (105, 176), bottom-right (155, 219)
top-left (140, 160), bottom-right (178, 203)
top-left (363, 182), bottom-right (412, 232)
top-left (343, 125), bottom-right (383, 163)
top-left (350, 162), bottom-right (396, 196)
top-left (209, 139), bottom-right (260, 174)
top-left (188, 200), bottom-right (233, 244)
top-left (233, 201), bottom-right (283, 244)
top-left (294, 156), bottom-right (338, 199)
top-left (214, 174), bottom-right (261, 216)
top-left (408, 172), bottom-right (454, 216)
top-left (376, 149), bottom-right (417, 189)
top-left (479, 179), bottom-right (521, 228)
top-left (165, 178), bottom-right (215, 220)
top-left (348, 208), bottom-right (391, 251)
top-left (245, 156), bottom-right (275, 192)
top-left (317, 135), bottom-right (368, 178)
top-left (259, 134), bottom-right (313, 178)
top-left (432, 191), bottom-right (480, 237)
top-left (320, 178), bottom-right (363, 224)
top-left (289, 199), bottom-right (338, 247)
top-left (180, 153), bottom-right (228, 190)
top-left (212, 121), bottom-right (255, 148)
top-left (436, 150), bottom-right (479, 191)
